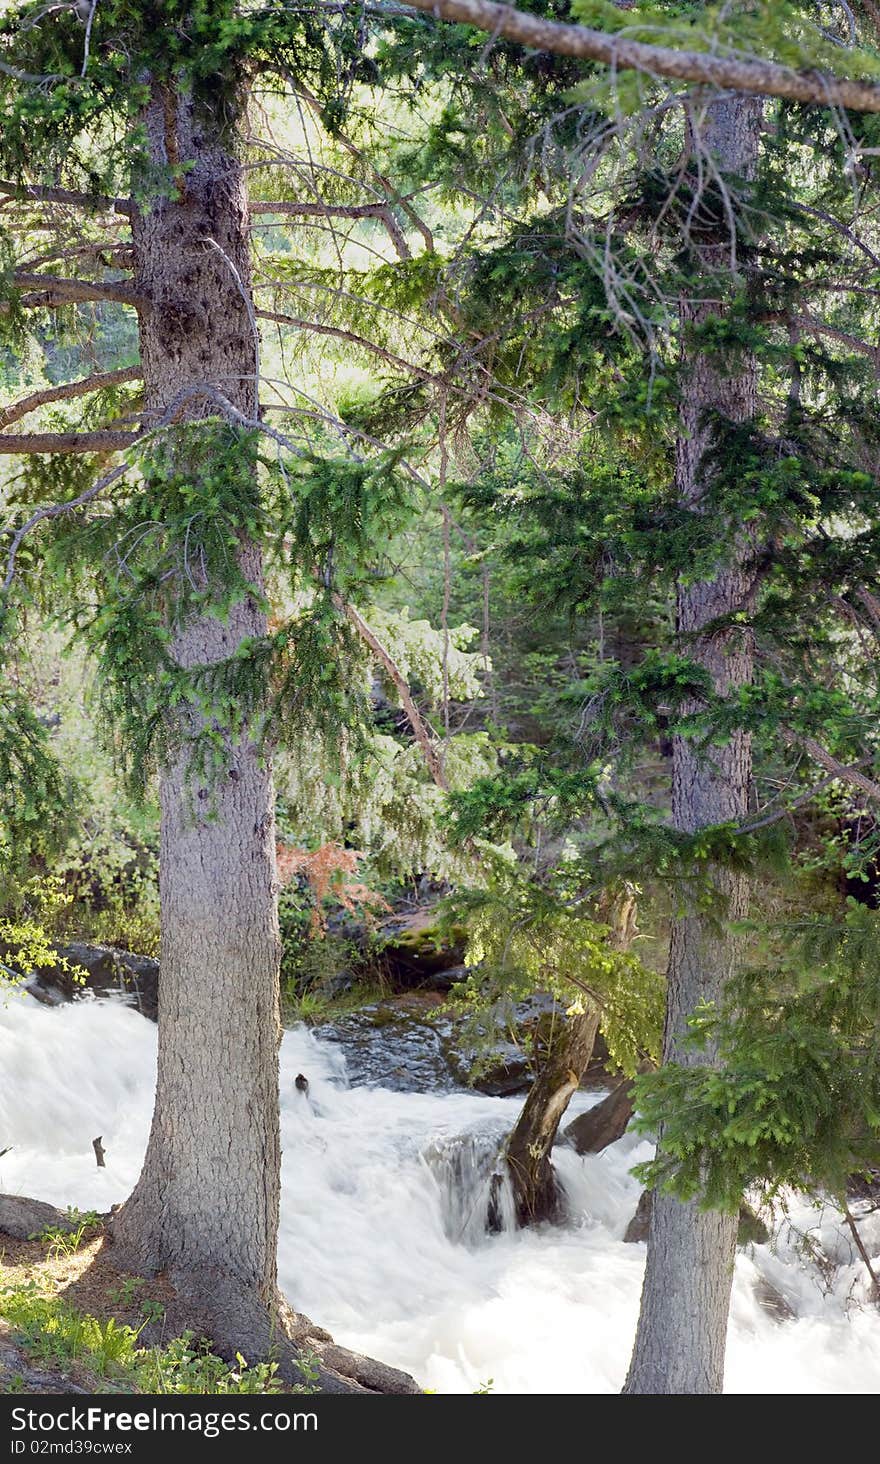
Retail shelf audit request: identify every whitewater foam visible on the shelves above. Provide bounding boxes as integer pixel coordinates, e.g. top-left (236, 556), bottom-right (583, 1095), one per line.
top-left (1, 992), bottom-right (878, 1393)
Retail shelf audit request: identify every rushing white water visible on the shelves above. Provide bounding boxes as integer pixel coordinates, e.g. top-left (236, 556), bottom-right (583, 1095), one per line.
top-left (1, 991), bottom-right (879, 1394)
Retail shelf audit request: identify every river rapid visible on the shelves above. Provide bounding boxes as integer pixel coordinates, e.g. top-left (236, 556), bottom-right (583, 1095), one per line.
top-left (1, 992), bottom-right (878, 1393)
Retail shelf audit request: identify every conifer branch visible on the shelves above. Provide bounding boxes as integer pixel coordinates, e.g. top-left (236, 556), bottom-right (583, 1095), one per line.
top-left (800, 313), bottom-right (880, 365)
top-left (389, 0), bottom-right (880, 113)
top-left (0, 180), bottom-right (131, 215)
top-left (334, 595), bottom-right (449, 790)
top-left (278, 77), bottom-right (435, 252)
top-left (255, 307), bottom-right (438, 379)
top-left (2, 461), bottom-right (127, 593)
top-left (0, 430), bottom-right (138, 455)
top-left (250, 199), bottom-right (410, 258)
top-left (10, 273), bottom-right (145, 310)
top-left (0, 366), bottom-right (142, 430)
top-left (781, 728), bottom-right (880, 802)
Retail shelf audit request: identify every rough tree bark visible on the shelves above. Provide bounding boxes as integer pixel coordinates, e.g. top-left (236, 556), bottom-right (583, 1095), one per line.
top-left (622, 93), bottom-right (761, 1395)
top-left (502, 887), bottom-right (637, 1226)
top-left (109, 83), bottom-right (415, 1395)
top-left (501, 1004), bottom-right (601, 1227)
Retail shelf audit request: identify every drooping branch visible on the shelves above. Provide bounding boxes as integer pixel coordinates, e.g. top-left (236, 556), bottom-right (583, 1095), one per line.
top-left (255, 307), bottom-right (439, 380)
top-left (0, 180), bottom-right (131, 215)
top-left (383, 0), bottom-right (880, 113)
top-left (0, 429), bottom-right (138, 454)
top-left (334, 595), bottom-right (449, 790)
top-left (2, 461), bottom-right (127, 593)
top-left (0, 365), bottom-right (142, 429)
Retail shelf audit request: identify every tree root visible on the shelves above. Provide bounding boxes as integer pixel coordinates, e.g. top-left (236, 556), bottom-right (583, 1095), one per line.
top-left (0, 1194), bottom-right (421, 1396)
top-left (136, 1265), bottom-right (422, 1395)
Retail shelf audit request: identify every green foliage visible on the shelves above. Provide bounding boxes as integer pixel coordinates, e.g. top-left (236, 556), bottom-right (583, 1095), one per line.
top-left (0, 876), bottom-right (87, 991)
top-left (633, 903), bottom-right (880, 1208)
top-left (0, 677), bottom-right (77, 878)
top-left (451, 861), bottom-right (663, 1077)
top-left (34, 1209), bottom-right (101, 1261)
top-left (136, 1333), bottom-right (288, 1396)
top-left (0, 1279), bottom-right (316, 1394)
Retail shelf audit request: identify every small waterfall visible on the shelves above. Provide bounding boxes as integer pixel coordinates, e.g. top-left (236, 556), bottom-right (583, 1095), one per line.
top-left (422, 1129), bottom-right (516, 1244)
top-left (3, 990), bottom-right (880, 1394)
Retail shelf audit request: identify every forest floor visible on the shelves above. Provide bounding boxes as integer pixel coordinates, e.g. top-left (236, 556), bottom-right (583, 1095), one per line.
top-left (0, 1226), bottom-right (177, 1393)
top-left (0, 1225), bottom-right (307, 1394)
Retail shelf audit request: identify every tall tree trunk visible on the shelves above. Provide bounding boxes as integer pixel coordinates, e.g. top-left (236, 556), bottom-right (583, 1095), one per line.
top-left (623, 92), bottom-right (761, 1395)
top-left (109, 83), bottom-right (415, 1395)
top-left (109, 77), bottom-right (285, 1356)
top-left (503, 887), bottom-right (637, 1226)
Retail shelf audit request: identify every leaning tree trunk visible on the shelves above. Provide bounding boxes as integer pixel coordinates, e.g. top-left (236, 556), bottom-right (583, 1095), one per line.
top-left (623, 93), bottom-right (761, 1395)
top-left (503, 887), bottom-right (637, 1226)
top-left (502, 1004), bottom-right (600, 1226)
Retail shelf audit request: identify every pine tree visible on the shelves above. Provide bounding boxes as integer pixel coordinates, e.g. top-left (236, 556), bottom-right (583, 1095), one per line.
top-left (0, 1), bottom-right (423, 1389)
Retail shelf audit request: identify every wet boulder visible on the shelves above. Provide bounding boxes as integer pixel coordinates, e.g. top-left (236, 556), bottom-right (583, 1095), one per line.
top-left (21, 942), bottom-right (159, 1021)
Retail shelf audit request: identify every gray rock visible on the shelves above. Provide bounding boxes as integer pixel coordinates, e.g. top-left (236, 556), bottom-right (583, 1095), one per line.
top-left (317, 1005), bottom-right (463, 1093)
top-left (0, 1194), bottom-right (91, 1241)
top-left (423, 963), bottom-right (470, 994)
top-left (623, 1188), bottom-right (653, 1243)
top-left (19, 942), bottom-right (159, 1021)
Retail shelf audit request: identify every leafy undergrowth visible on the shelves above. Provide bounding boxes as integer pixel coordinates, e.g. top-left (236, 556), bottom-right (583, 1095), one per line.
top-left (0, 1227), bottom-right (317, 1395)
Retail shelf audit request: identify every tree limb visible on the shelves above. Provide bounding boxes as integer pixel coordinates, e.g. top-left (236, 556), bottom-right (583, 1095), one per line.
top-left (0, 430), bottom-right (139, 454)
top-left (334, 595), bottom-right (449, 790)
top-left (781, 727), bottom-right (880, 802)
top-left (250, 199), bottom-right (409, 258)
top-left (800, 312), bottom-right (880, 365)
top-left (2, 461), bottom-right (127, 593)
top-left (0, 179), bottom-right (131, 215)
top-left (0, 365), bottom-right (142, 430)
top-left (388, 0), bottom-right (880, 113)
top-left (255, 307), bottom-right (439, 380)
top-left (10, 273), bottom-right (145, 309)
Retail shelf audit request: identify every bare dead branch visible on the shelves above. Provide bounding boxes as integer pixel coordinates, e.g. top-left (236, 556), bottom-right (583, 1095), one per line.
top-left (388, 0), bottom-right (880, 112)
top-left (0, 365), bottom-right (142, 429)
top-left (10, 272), bottom-right (145, 309)
top-left (0, 430), bottom-right (138, 454)
top-left (0, 179), bottom-right (131, 215)
top-left (843, 1204), bottom-right (880, 1301)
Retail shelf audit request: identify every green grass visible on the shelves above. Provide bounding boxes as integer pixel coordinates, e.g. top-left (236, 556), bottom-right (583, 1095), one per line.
top-left (0, 1283), bottom-right (317, 1395)
top-left (283, 979), bottom-right (388, 1026)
